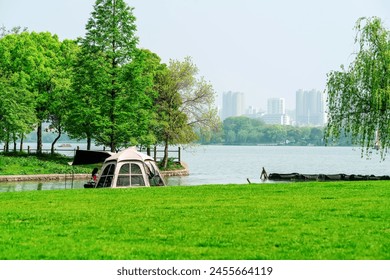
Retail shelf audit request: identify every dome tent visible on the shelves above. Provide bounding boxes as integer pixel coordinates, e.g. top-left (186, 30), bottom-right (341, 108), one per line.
top-left (96, 147), bottom-right (165, 188)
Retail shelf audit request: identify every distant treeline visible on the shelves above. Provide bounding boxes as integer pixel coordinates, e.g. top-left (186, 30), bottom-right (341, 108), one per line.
top-left (196, 116), bottom-right (352, 146)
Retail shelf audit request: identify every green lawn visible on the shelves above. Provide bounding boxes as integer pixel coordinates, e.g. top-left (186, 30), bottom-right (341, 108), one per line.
top-left (0, 182), bottom-right (388, 260)
top-left (0, 152), bottom-right (94, 175)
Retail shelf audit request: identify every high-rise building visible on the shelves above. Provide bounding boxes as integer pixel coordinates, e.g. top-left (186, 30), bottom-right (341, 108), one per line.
top-left (296, 89), bottom-right (325, 126)
top-left (222, 91), bottom-right (245, 120)
top-left (267, 98), bottom-right (285, 115)
top-left (262, 98), bottom-right (290, 125)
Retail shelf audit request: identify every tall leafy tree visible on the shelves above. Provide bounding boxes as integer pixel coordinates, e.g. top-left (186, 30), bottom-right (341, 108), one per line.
top-left (76, 0), bottom-right (143, 152)
top-left (0, 32), bottom-right (73, 154)
top-left (66, 43), bottom-right (102, 150)
top-left (154, 66), bottom-right (191, 167)
top-left (0, 33), bottom-right (37, 151)
top-left (176, 58), bottom-right (219, 133)
top-left (28, 32), bottom-right (64, 154)
top-left (47, 40), bottom-right (79, 154)
top-left (154, 57), bottom-right (219, 167)
top-left (326, 17), bottom-right (390, 158)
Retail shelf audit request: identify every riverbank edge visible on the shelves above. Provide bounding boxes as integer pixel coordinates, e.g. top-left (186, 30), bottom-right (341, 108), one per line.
top-left (0, 162), bottom-right (189, 182)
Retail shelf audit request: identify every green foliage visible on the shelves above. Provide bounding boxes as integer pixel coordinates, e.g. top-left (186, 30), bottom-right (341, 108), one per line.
top-left (158, 158), bottom-right (184, 171)
top-left (154, 57), bottom-right (219, 167)
top-left (0, 182), bottom-right (388, 259)
top-left (0, 33), bottom-right (38, 148)
top-left (0, 31), bottom-right (80, 154)
top-left (121, 48), bottom-right (164, 147)
top-left (75, 0), bottom-right (145, 152)
top-left (326, 17), bottom-right (390, 158)
top-left (199, 116), bottom-right (330, 145)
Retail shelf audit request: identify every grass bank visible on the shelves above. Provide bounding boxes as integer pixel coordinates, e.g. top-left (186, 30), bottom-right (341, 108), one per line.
top-left (0, 181), bottom-right (388, 260)
top-left (0, 152), bottom-right (94, 175)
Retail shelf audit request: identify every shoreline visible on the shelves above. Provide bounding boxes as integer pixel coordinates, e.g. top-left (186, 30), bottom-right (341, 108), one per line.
top-left (0, 174), bottom-right (90, 182)
top-left (0, 164), bottom-right (189, 182)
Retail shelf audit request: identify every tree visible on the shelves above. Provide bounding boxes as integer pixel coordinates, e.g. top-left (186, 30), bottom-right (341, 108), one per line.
top-left (121, 49), bottom-right (164, 148)
top-left (76, 0), bottom-right (141, 152)
top-left (0, 33), bottom-right (37, 151)
top-left (66, 42), bottom-right (102, 150)
top-left (154, 65), bottom-right (191, 168)
top-left (154, 57), bottom-right (219, 168)
top-left (309, 127), bottom-right (324, 145)
top-left (264, 125), bottom-right (287, 144)
top-left (177, 58), bottom-right (219, 131)
top-left (28, 32), bottom-right (64, 154)
top-left (326, 17), bottom-right (390, 158)
top-left (47, 40), bottom-right (79, 154)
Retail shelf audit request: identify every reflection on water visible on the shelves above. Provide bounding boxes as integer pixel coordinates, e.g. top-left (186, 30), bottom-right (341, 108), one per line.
top-left (0, 180), bottom-right (85, 192)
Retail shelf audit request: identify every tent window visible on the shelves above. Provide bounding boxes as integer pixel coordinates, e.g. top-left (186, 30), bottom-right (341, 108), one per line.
top-left (96, 163), bottom-right (115, 188)
top-left (131, 163), bottom-right (142, 174)
top-left (117, 163), bottom-right (145, 187)
top-left (119, 164), bottom-right (130, 174)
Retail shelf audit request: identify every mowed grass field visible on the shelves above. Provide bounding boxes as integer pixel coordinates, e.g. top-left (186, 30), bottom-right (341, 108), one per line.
top-left (0, 181), bottom-right (389, 260)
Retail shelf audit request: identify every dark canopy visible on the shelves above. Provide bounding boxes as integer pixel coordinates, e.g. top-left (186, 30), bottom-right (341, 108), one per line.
top-left (71, 150), bottom-right (113, 165)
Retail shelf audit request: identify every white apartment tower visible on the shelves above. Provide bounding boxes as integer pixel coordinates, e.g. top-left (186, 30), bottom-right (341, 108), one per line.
top-left (222, 91), bottom-right (245, 120)
top-left (267, 98), bottom-right (286, 115)
top-left (262, 98), bottom-right (290, 125)
top-left (296, 89), bottom-right (325, 126)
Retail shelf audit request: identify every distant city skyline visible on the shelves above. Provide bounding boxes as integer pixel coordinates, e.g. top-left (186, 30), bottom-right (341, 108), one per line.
top-left (221, 89), bottom-right (325, 126)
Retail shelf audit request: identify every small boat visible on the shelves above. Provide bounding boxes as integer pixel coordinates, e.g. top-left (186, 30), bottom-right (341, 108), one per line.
top-left (59, 143), bottom-right (72, 147)
top-left (268, 172), bottom-right (390, 182)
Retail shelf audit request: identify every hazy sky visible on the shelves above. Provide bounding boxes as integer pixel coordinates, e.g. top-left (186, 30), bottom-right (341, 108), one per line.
top-left (1, 0), bottom-right (389, 110)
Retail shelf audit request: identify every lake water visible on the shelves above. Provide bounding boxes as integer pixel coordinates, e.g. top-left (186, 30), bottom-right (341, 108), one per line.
top-left (165, 145), bottom-right (390, 185)
top-left (1, 145), bottom-right (389, 192)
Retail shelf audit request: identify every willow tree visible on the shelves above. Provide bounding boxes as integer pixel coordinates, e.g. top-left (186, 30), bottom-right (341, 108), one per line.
top-left (326, 17), bottom-right (390, 158)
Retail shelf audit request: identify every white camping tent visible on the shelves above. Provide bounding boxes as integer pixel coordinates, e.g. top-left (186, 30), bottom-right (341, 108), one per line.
top-left (95, 147), bottom-right (165, 188)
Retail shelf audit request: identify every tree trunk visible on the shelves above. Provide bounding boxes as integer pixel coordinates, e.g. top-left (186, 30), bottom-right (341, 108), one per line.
top-left (146, 146), bottom-right (151, 156)
top-left (51, 128), bottom-right (62, 155)
top-left (87, 136), bottom-right (92, 150)
top-left (110, 138), bottom-right (116, 153)
top-left (161, 139), bottom-right (169, 169)
top-left (37, 122), bottom-right (43, 154)
top-left (13, 133), bottom-right (17, 152)
top-left (19, 134), bottom-right (24, 152)
top-left (4, 133), bottom-right (10, 152)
